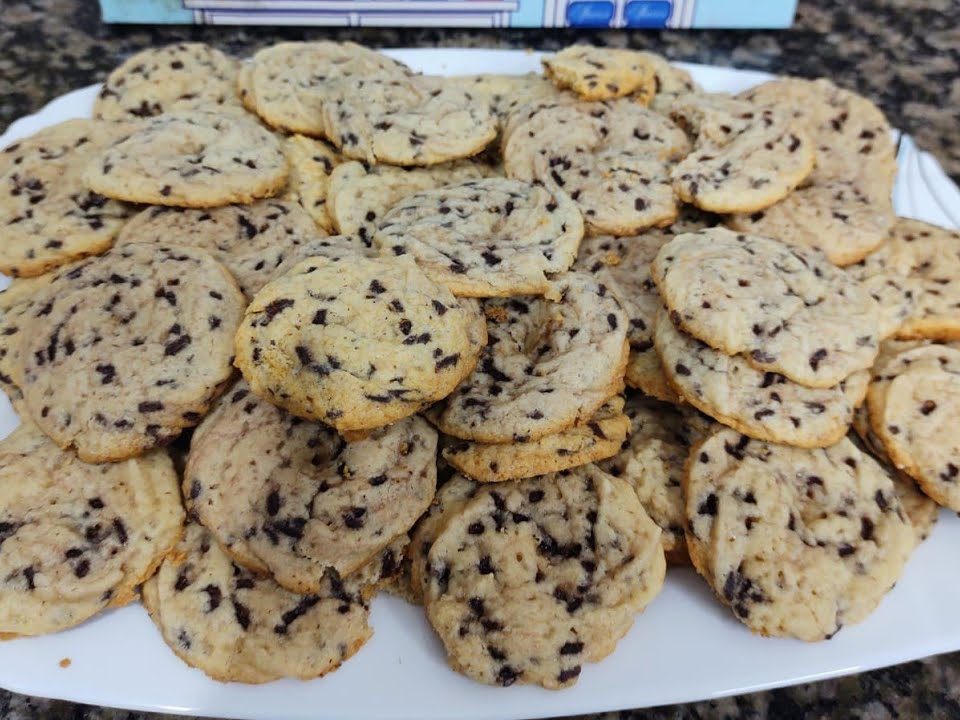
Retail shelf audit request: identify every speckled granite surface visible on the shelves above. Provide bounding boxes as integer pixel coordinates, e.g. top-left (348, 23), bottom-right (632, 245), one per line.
top-left (1, 1), bottom-right (959, 718)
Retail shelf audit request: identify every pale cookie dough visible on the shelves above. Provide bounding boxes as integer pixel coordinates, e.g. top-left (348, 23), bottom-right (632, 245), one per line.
top-left (654, 310), bottom-right (869, 449)
top-left (235, 255), bottom-right (486, 433)
top-left (503, 98), bottom-right (690, 235)
top-left (685, 428), bottom-right (914, 641)
top-left (728, 78), bottom-right (896, 266)
top-left (94, 43), bottom-right (241, 121)
top-left (543, 46), bottom-right (656, 101)
top-left (374, 178), bottom-right (583, 298)
top-left (652, 228), bottom-right (881, 388)
top-left (0, 422), bottom-right (183, 638)
top-left (0, 119), bottom-right (136, 277)
top-left (867, 344), bottom-right (960, 510)
top-left (669, 93), bottom-right (814, 213)
top-left (83, 111), bottom-right (288, 208)
top-left (441, 397), bottom-right (629, 483)
top-left (186, 381), bottom-right (437, 593)
top-left (424, 466), bottom-right (665, 688)
top-left (281, 135), bottom-right (342, 233)
top-left (19, 243), bottom-right (245, 462)
top-left (141, 523), bottom-right (374, 684)
top-left (247, 41), bottom-right (413, 136)
top-left (327, 159), bottom-right (497, 248)
top-left (599, 394), bottom-right (714, 564)
top-left (320, 75), bottom-right (497, 166)
top-left (430, 272), bottom-right (629, 443)
top-left (116, 200), bottom-right (328, 298)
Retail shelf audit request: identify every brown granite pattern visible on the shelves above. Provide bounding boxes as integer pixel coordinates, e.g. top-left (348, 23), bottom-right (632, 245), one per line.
top-left (1, 0), bottom-right (960, 718)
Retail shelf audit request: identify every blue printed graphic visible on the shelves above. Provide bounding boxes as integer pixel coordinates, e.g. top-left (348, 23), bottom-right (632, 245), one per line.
top-left (624, 0), bottom-right (671, 27)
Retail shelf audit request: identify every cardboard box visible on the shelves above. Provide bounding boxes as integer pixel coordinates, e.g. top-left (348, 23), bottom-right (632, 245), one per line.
top-left (99, 0), bottom-right (797, 28)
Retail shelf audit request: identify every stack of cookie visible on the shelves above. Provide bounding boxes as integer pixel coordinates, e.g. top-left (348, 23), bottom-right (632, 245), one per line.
top-left (0, 38), bottom-right (958, 690)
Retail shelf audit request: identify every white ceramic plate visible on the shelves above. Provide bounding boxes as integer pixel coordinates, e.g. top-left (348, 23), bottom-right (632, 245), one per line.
top-left (2, 49), bottom-right (960, 720)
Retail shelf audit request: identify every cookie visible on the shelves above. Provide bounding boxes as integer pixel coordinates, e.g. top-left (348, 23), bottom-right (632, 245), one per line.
top-left (423, 466), bottom-right (665, 688)
top-left (141, 523), bottom-right (374, 684)
top-left (599, 394), bottom-right (714, 564)
top-left (18, 242), bottom-right (245, 462)
top-left (503, 98), bottom-right (690, 235)
top-left (236, 61), bottom-right (258, 114)
top-left (728, 78), bottom-right (896, 266)
top-left (94, 43), bottom-right (242, 121)
top-left (0, 422), bottom-right (183, 639)
top-left (441, 397), bottom-right (629, 483)
top-left (867, 344), bottom-right (960, 510)
top-left (573, 214), bottom-right (715, 402)
top-left (669, 93), bottom-right (814, 213)
top-left (459, 74), bottom-right (568, 126)
top-left (652, 228), bottom-right (882, 388)
top-left (407, 474), bottom-right (481, 605)
top-left (844, 236), bottom-right (918, 340)
top-left (0, 119), bottom-right (137, 277)
top-left (654, 310), bottom-right (869, 448)
top-left (281, 135), bottom-right (343, 234)
top-left (320, 75), bottom-right (497, 166)
top-left (685, 428), bottom-right (914, 640)
top-left (543, 46), bottom-right (656, 102)
top-left (247, 41), bottom-right (413, 137)
top-left (868, 218), bottom-right (960, 341)
top-left (235, 255), bottom-right (486, 433)
top-left (185, 380), bottom-right (437, 593)
top-left (115, 200), bottom-right (328, 298)
top-left (430, 272), bottom-right (629, 443)
top-left (327, 159), bottom-right (497, 248)
top-left (637, 52), bottom-right (699, 114)
top-left (0, 273), bottom-right (63, 411)
top-left (373, 178), bottom-right (583, 298)
top-left (83, 110), bottom-right (288, 207)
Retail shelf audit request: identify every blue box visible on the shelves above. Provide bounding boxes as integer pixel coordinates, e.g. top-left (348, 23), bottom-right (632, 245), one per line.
top-left (99, 0), bottom-right (798, 28)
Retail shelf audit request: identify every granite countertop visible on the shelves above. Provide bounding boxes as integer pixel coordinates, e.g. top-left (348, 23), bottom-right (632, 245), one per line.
top-left (1, 0), bottom-right (959, 718)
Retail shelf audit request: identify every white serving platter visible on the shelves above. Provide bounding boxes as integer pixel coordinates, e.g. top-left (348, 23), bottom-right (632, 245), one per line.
top-left (1, 48), bottom-right (960, 720)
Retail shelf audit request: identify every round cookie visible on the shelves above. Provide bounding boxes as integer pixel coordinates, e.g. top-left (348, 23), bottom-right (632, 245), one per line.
top-left (424, 466), bottom-right (665, 688)
top-left (18, 242), bottom-right (245, 462)
top-left (141, 523), bottom-right (373, 684)
top-left (281, 135), bottom-right (343, 234)
top-left (0, 422), bottom-right (183, 639)
top-left (727, 78), bottom-right (896, 266)
top-left (116, 200), bottom-right (329, 298)
top-left (407, 474), bottom-right (481, 604)
top-left (94, 43), bottom-right (242, 121)
top-left (374, 178), bottom-right (583, 298)
top-left (574, 212), bottom-right (716, 402)
top-left (503, 99), bottom-right (690, 236)
top-left (637, 51), bottom-right (699, 115)
top-left (685, 428), bottom-right (915, 641)
top-left (669, 93), bottom-right (814, 213)
top-left (543, 46), bottom-right (656, 101)
top-left (185, 380), bottom-right (437, 592)
top-left (430, 272), bottom-right (629, 443)
top-left (652, 228), bottom-right (881, 388)
top-left (247, 41), bottom-right (413, 137)
top-left (865, 218), bottom-right (960, 341)
top-left (654, 310), bottom-right (869, 448)
top-left (867, 344), bottom-right (960, 510)
top-left (328, 159), bottom-right (497, 249)
top-left (320, 75), bottom-right (497, 166)
top-left (441, 397), bottom-right (629, 483)
top-left (234, 255), bottom-right (486, 433)
top-left (599, 394), bottom-right (714, 564)
top-left (845, 238), bottom-right (918, 340)
top-left (0, 119), bottom-right (137, 277)
top-left (83, 110), bottom-right (288, 208)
